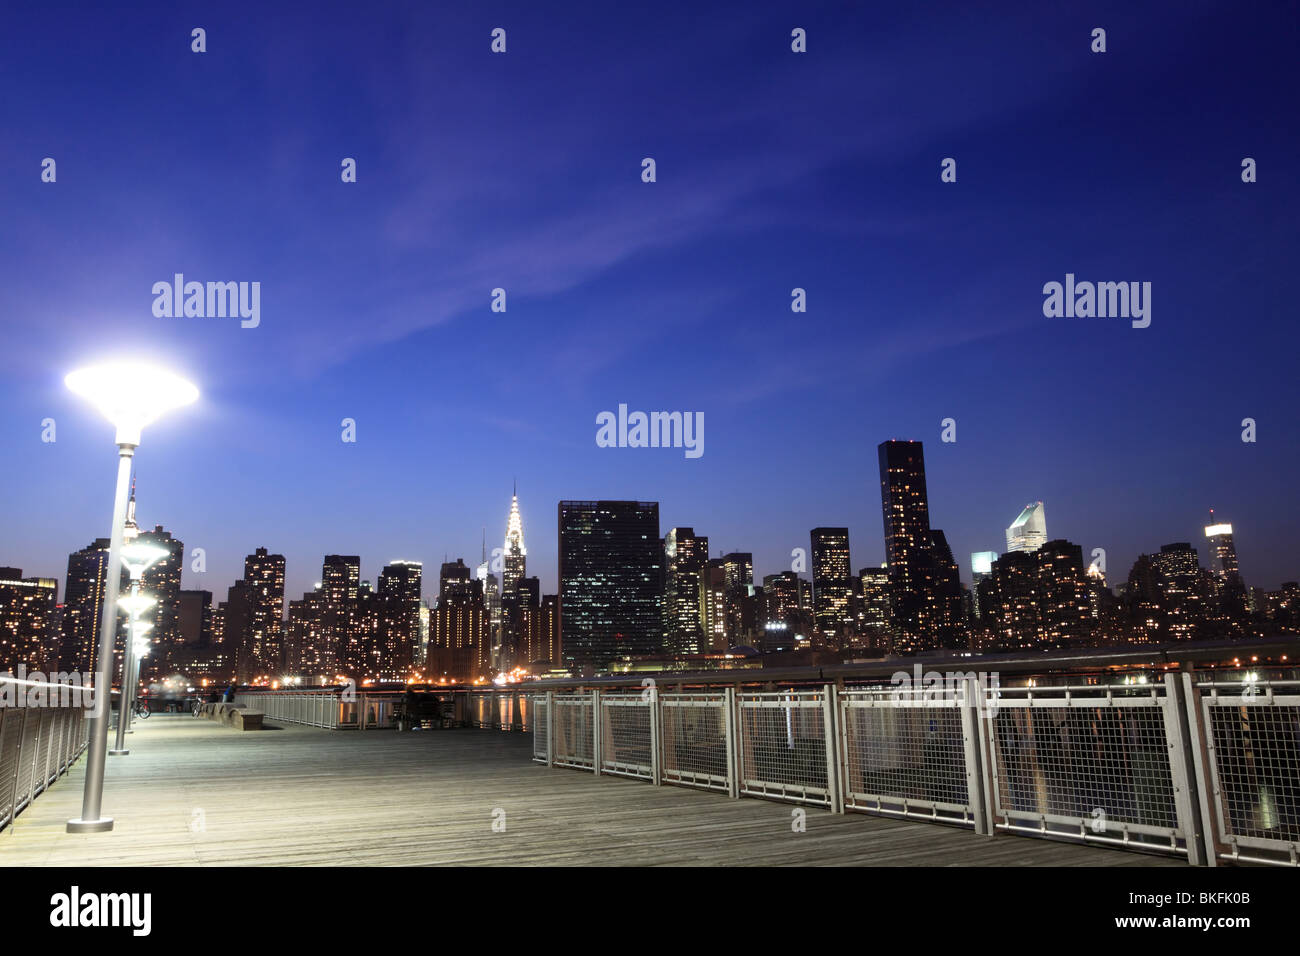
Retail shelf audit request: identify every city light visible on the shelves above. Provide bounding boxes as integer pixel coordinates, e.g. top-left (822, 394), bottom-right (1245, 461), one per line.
top-left (65, 361), bottom-right (199, 446)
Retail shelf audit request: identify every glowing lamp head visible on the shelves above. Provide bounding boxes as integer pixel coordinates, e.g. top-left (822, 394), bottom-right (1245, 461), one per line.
top-left (120, 541), bottom-right (171, 578)
top-left (117, 592), bottom-right (157, 616)
top-left (65, 361), bottom-right (199, 445)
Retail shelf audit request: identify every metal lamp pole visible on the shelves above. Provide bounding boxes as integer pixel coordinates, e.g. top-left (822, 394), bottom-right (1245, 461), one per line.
top-left (64, 361), bottom-right (199, 833)
top-left (68, 441), bottom-right (134, 832)
top-left (110, 588), bottom-right (155, 754)
top-left (124, 624), bottom-right (153, 733)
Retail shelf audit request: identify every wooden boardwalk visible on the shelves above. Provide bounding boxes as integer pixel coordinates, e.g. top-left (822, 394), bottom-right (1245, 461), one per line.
top-left (2, 715), bottom-right (1184, 866)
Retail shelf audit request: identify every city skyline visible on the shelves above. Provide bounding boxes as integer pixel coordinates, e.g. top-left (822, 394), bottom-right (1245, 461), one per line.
top-left (4, 462), bottom-right (1291, 610)
top-left (2, 2), bottom-right (1298, 610)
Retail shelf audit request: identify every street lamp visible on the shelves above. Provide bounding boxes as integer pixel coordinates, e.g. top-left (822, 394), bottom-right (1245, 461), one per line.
top-left (125, 622), bottom-right (154, 733)
top-left (117, 540), bottom-right (169, 742)
top-left (64, 360), bottom-right (198, 833)
top-left (109, 583), bottom-right (159, 756)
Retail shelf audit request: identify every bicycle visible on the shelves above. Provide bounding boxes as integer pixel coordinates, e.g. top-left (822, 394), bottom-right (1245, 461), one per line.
top-left (132, 698), bottom-right (151, 720)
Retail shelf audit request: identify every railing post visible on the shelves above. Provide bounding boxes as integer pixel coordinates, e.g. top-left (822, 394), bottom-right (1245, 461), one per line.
top-left (648, 684), bottom-right (661, 786)
top-left (545, 691), bottom-right (555, 767)
top-left (1159, 671), bottom-right (1206, 868)
top-left (1180, 671), bottom-right (1216, 868)
top-left (960, 676), bottom-right (992, 835)
top-left (822, 685), bottom-right (843, 814)
top-left (724, 687), bottom-right (739, 799)
top-left (591, 689), bottom-right (601, 775)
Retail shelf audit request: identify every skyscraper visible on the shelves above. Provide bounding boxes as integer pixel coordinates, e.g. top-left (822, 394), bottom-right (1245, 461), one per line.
top-left (1204, 511), bottom-right (1248, 619)
top-left (58, 537), bottom-right (125, 674)
top-left (244, 547), bottom-right (286, 675)
top-left (500, 487), bottom-right (528, 664)
top-left (970, 551), bottom-right (998, 618)
top-left (558, 500), bottom-right (663, 673)
top-left (810, 528), bottom-right (852, 642)
top-left (321, 555), bottom-right (361, 678)
top-left (0, 569), bottom-right (57, 671)
top-left (878, 440), bottom-right (965, 650)
top-left (377, 560), bottom-right (423, 679)
top-left (432, 559), bottom-right (488, 681)
top-left (135, 524), bottom-right (184, 676)
top-left (1035, 540), bottom-right (1092, 644)
top-left (1006, 502), bottom-right (1048, 553)
top-left (854, 566), bottom-right (891, 649)
top-left (663, 528), bottom-right (708, 654)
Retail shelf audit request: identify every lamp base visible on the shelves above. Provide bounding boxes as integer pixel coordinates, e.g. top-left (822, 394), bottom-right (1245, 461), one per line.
top-left (66, 817), bottom-right (114, 833)
top-left (108, 749), bottom-right (129, 756)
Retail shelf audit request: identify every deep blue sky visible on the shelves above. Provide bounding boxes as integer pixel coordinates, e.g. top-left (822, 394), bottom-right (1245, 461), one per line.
top-left (2, 1), bottom-right (1297, 604)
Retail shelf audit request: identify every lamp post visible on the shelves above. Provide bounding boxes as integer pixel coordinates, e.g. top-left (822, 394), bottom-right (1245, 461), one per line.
top-left (110, 586), bottom-right (158, 755)
top-left (110, 541), bottom-right (169, 753)
top-left (124, 622), bottom-right (153, 733)
top-left (64, 361), bottom-right (198, 833)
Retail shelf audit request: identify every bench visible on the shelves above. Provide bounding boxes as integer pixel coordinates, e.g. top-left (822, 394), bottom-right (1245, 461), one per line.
top-left (229, 709), bottom-right (264, 731)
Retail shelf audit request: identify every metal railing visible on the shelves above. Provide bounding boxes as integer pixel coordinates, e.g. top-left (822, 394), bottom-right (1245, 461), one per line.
top-left (840, 681), bottom-right (982, 827)
top-left (1187, 677), bottom-right (1300, 866)
top-left (528, 670), bottom-right (1300, 866)
top-left (985, 679), bottom-right (1195, 857)
top-left (739, 689), bottom-right (839, 809)
top-left (0, 675), bottom-right (90, 832)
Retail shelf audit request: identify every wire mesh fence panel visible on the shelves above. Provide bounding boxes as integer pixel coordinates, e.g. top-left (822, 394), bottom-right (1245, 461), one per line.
top-left (552, 694), bottom-right (595, 770)
top-left (661, 693), bottom-right (731, 792)
top-left (13, 706), bottom-right (42, 815)
top-left (532, 695), bottom-right (549, 763)
top-left (840, 687), bottom-right (974, 824)
top-left (987, 686), bottom-right (1188, 855)
top-left (35, 708), bottom-right (55, 793)
top-left (1198, 682), bottom-right (1300, 866)
top-left (600, 694), bottom-right (654, 780)
top-left (738, 691), bottom-right (832, 806)
top-left (0, 709), bottom-right (22, 830)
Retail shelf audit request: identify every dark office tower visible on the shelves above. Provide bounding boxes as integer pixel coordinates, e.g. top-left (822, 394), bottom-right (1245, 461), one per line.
top-left (176, 589), bottom-right (212, 646)
top-left (1151, 543), bottom-right (1206, 640)
top-left (243, 548), bottom-right (286, 675)
top-left (984, 551), bottom-right (1039, 649)
top-left (538, 594), bottom-right (560, 667)
top-left (698, 562), bottom-right (728, 652)
top-left (224, 580), bottom-right (256, 682)
top-left (878, 440), bottom-right (966, 651)
top-left (135, 525), bottom-right (184, 676)
top-left (432, 561), bottom-right (488, 681)
top-left (761, 572), bottom-right (801, 622)
top-left (1035, 540), bottom-right (1092, 645)
top-left (174, 589), bottom-right (222, 681)
top-left (1204, 512), bottom-right (1248, 620)
top-left (59, 538), bottom-right (126, 673)
top-left (926, 529), bottom-right (966, 642)
top-left (376, 560), bottom-right (423, 679)
top-left (558, 500), bottom-right (663, 673)
top-left (511, 576), bottom-right (541, 670)
top-left (663, 528), bottom-right (708, 655)
top-left (810, 528), bottom-right (852, 643)
top-left (288, 589), bottom-right (329, 678)
top-left (720, 552), bottom-right (755, 643)
top-left (320, 555), bottom-right (361, 677)
top-left (855, 567), bottom-right (892, 649)
top-left (0, 569), bottom-right (58, 671)
top-left (438, 558), bottom-right (475, 597)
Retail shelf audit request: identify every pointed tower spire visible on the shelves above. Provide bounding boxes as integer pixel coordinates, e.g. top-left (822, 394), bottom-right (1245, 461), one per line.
top-left (124, 473), bottom-right (139, 541)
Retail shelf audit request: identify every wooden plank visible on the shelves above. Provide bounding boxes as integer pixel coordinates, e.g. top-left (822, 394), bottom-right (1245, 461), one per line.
top-left (0, 716), bottom-right (1186, 867)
